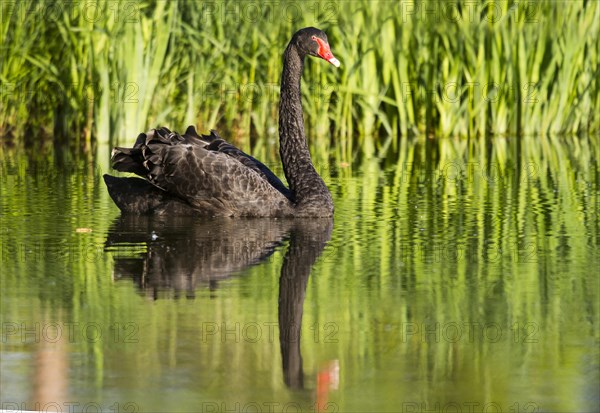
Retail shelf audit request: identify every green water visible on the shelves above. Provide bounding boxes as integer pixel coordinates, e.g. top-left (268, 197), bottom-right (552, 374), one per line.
top-left (1, 136), bottom-right (598, 413)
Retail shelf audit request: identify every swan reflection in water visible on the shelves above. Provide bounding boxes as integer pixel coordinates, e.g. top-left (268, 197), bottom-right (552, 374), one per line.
top-left (105, 216), bottom-right (338, 399)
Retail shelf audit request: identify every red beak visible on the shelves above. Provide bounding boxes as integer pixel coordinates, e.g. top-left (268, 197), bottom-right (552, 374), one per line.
top-left (313, 36), bottom-right (341, 67)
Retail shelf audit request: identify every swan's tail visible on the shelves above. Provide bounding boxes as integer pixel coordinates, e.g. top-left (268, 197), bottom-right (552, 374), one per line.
top-left (111, 126), bottom-right (219, 176)
top-left (103, 175), bottom-right (196, 215)
top-left (104, 126), bottom-right (225, 215)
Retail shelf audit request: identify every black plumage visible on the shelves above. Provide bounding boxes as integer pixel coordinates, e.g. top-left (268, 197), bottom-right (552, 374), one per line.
top-left (104, 27), bottom-right (339, 217)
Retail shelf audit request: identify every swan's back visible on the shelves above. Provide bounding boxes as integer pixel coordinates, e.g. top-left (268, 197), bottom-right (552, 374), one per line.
top-left (106, 126), bottom-right (294, 217)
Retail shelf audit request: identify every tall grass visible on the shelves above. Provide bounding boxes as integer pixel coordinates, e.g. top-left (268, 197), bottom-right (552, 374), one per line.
top-left (1, 1), bottom-right (598, 159)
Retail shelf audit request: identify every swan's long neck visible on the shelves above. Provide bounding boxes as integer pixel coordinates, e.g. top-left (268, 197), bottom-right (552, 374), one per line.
top-left (279, 44), bottom-right (331, 210)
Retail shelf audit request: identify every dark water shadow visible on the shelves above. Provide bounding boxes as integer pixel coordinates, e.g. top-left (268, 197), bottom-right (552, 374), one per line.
top-left (105, 216), bottom-right (334, 389)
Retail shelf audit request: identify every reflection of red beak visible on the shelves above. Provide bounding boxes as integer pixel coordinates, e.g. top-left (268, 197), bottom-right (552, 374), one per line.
top-left (316, 360), bottom-right (339, 412)
top-left (313, 36), bottom-right (341, 67)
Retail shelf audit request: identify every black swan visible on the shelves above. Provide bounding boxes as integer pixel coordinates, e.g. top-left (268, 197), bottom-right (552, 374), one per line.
top-left (103, 27), bottom-right (340, 217)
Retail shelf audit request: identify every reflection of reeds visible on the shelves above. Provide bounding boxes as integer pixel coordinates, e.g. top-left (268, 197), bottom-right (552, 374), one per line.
top-left (33, 311), bottom-right (68, 409)
top-left (320, 134), bottom-right (599, 411)
top-left (1, 134), bottom-right (597, 410)
top-left (1, 1), bottom-right (598, 157)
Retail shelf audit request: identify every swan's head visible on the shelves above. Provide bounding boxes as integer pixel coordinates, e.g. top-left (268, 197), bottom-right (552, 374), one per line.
top-left (293, 27), bottom-right (341, 68)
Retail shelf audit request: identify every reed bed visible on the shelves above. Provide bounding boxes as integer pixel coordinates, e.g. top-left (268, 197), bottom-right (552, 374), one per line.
top-left (1, 1), bottom-right (598, 159)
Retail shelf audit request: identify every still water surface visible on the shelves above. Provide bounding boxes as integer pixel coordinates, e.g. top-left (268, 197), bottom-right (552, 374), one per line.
top-left (1, 136), bottom-right (598, 413)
